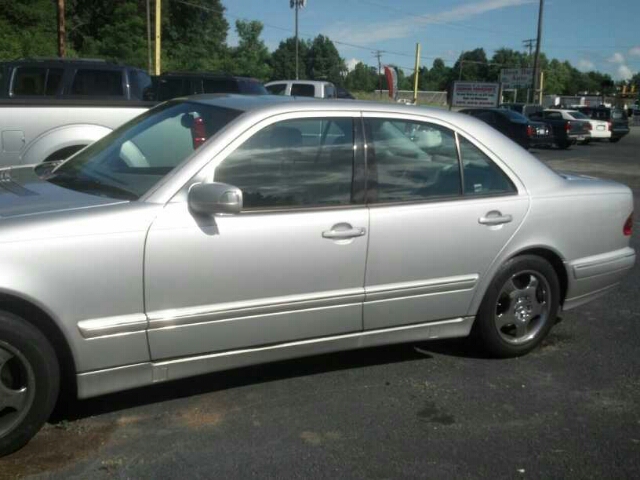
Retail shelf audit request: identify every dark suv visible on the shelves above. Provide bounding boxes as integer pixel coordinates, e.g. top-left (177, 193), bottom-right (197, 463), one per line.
top-left (152, 72), bottom-right (268, 101)
top-left (0, 58), bottom-right (153, 101)
top-left (576, 106), bottom-right (630, 143)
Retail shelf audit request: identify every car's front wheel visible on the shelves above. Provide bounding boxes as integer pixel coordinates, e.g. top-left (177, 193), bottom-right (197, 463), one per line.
top-left (473, 255), bottom-right (560, 358)
top-left (0, 311), bottom-right (60, 457)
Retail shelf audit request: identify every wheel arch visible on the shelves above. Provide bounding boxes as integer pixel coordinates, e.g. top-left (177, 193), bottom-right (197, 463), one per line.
top-left (0, 292), bottom-right (77, 401)
top-left (20, 124), bottom-right (111, 165)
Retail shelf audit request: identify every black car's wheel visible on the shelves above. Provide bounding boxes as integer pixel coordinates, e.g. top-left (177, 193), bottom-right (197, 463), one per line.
top-left (472, 255), bottom-right (560, 358)
top-left (609, 137), bottom-right (621, 143)
top-left (0, 311), bottom-right (60, 457)
top-left (579, 139), bottom-right (590, 145)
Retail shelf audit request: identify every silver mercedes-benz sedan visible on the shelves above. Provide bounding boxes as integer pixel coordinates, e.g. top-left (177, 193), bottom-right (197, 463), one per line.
top-left (0, 95), bottom-right (635, 455)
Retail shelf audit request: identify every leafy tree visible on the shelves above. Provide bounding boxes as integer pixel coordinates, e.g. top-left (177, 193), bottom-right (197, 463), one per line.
top-left (344, 61), bottom-right (377, 91)
top-left (305, 35), bottom-right (345, 84)
top-left (0, 0), bottom-right (58, 59)
top-left (452, 48), bottom-right (489, 82)
top-left (227, 20), bottom-right (271, 79)
top-left (270, 37), bottom-right (309, 80)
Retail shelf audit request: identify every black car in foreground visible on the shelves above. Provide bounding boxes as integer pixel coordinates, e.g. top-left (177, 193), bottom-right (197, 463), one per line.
top-left (152, 72), bottom-right (268, 101)
top-left (576, 106), bottom-right (630, 143)
top-left (459, 108), bottom-right (553, 150)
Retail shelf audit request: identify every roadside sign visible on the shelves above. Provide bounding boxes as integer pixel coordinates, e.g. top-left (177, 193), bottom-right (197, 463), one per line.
top-left (452, 81), bottom-right (500, 108)
top-left (500, 68), bottom-right (534, 89)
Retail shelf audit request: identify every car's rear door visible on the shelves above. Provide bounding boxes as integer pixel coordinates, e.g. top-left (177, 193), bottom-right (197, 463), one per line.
top-left (145, 111), bottom-right (368, 360)
top-left (361, 112), bottom-right (529, 330)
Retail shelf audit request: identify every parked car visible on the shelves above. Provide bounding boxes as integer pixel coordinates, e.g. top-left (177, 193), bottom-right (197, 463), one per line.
top-left (575, 106), bottom-right (630, 143)
top-left (0, 96), bottom-right (634, 456)
top-left (336, 85), bottom-right (355, 99)
top-left (0, 58), bottom-right (154, 167)
top-left (265, 80), bottom-right (337, 98)
top-left (545, 109), bottom-right (611, 144)
top-left (528, 109), bottom-right (590, 149)
top-left (152, 72), bottom-right (268, 101)
top-left (459, 108), bottom-right (553, 150)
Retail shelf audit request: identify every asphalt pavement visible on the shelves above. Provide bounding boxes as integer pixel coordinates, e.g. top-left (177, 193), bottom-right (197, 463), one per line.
top-left (1, 129), bottom-right (639, 480)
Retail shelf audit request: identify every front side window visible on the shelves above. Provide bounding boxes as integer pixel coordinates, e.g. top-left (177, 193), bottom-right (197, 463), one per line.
top-left (12, 67), bottom-right (62, 96)
top-left (324, 84), bottom-right (336, 98)
top-left (458, 136), bottom-right (515, 196)
top-left (266, 83), bottom-right (287, 95)
top-left (71, 69), bottom-right (124, 96)
top-left (364, 119), bottom-right (461, 203)
top-left (47, 101), bottom-right (242, 200)
top-left (291, 83), bottom-right (315, 97)
top-left (202, 78), bottom-right (240, 94)
top-left (215, 117), bottom-right (355, 209)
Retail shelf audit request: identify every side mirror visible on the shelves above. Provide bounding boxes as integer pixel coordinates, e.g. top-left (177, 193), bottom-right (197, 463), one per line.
top-left (188, 182), bottom-right (243, 215)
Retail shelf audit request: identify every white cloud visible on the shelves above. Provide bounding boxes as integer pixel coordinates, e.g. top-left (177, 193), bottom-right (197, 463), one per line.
top-left (346, 58), bottom-right (360, 71)
top-left (616, 65), bottom-right (633, 81)
top-left (577, 59), bottom-right (595, 71)
top-left (629, 46), bottom-right (640, 57)
top-left (607, 52), bottom-right (625, 64)
top-left (325, 0), bottom-right (535, 46)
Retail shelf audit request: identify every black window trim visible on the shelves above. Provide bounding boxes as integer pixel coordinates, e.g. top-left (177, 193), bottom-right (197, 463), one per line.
top-left (8, 66), bottom-right (64, 98)
top-left (361, 116), bottom-right (520, 207)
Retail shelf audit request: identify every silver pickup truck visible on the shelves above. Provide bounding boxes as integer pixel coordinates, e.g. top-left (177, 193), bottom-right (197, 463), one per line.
top-left (0, 100), bottom-right (150, 166)
top-left (0, 58), bottom-right (154, 167)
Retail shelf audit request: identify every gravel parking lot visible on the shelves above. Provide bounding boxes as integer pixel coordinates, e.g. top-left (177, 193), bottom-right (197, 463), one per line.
top-left (2, 129), bottom-right (639, 480)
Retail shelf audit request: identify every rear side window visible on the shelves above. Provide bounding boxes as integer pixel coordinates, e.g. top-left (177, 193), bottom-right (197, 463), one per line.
top-left (266, 83), bottom-right (287, 95)
top-left (129, 70), bottom-right (153, 100)
top-left (291, 83), bottom-right (315, 97)
top-left (545, 111), bottom-right (563, 120)
top-left (202, 78), bottom-right (240, 94)
top-left (11, 67), bottom-right (63, 96)
top-left (157, 78), bottom-right (187, 101)
top-left (324, 84), bottom-right (336, 98)
top-left (215, 117), bottom-right (355, 209)
top-left (458, 136), bottom-right (515, 196)
top-left (71, 69), bottom-right (123, 96)
top-left (364, 118), bottom-right (461, 203)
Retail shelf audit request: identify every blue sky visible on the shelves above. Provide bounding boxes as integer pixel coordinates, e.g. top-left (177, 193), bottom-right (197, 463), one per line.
top-left (221, 0), bottom-right (640, 80)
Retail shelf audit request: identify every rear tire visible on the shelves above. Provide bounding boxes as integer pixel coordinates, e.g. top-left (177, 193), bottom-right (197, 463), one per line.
top-left (472, 255), bottom-right (560, 358)
top-left (0, 311), bottom-right (60, 457)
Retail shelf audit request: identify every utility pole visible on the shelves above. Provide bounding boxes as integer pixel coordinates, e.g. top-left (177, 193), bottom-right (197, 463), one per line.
top-left (522, 39), bottom-right (535, 61)
top-left (146, 0), bottom-right (152, 74)
top-left (155, 0), bottom-right (161, 76)
top-left (374, 50), bottom-right (382, 98)
top-left (56, 0), bottom-right (66, 58)
top-left (412, 43), bottom-right (421, 104)
top-left (290, 1), bottom-right (307, 80)
top-left (532, 0), bottom-right (545, 104)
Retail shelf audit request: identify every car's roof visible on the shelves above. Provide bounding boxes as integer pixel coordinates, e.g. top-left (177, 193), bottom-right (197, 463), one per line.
top-left (160, 72), bottom-right (259, 81)
top-left (265, 80), bottom-right (334, 86)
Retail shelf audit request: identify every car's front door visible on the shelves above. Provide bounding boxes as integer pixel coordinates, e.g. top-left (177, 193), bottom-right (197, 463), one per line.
top-left (145, 113), bottom-right (368, 360)
top-left (361, 114), bottom-right (529, 330)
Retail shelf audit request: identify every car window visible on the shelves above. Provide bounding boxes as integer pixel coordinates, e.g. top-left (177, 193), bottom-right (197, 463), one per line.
top-left (291, 83), bottom-right (315, 97)
top-left (566, 111), bottom-right (589, 120)
top-left (129, 70), bottom-right (153, 100)
top-left (528, 111), bottom-right (542, 120)
top-left (71, 69), bottom-right (124, 96)
top-left (51, 101), bottom-right (242, 200)
top-left (544, 111), bottom-right (563, 120)
top-left (202, 78), bottom-right (240, 94)
top-left (11, 67), bottom-right (63, 96)
top-left (364, 118), bottom-right (460, 203)
top-left (215, 117), bottom-right (355, 209)
top-left (499, 109), bottom-right (528, 122)
top-left (156, 78), bottom-right (186, 100)
top-left (238, 79), bottom-right (268, 95)
top-left (458, 136), bottom-right (515, 196)
top-left (324, 84), bottom-right (336, 98)
top-left (266, 83), bottom-right (287, 95)
top-left (474, 111), bottom-right (496, 123)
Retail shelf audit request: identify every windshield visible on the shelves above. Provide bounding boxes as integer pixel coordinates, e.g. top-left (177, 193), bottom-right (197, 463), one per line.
top-left (499, 109), bottom-right (528, 122)
top-left (48, 101), bottom-right (242, 200)
top-left (567, 111), bottom-right (589, 120)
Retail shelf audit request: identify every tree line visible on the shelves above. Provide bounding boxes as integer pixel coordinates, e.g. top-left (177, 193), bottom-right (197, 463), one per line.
top-left (1, 0), bottom-right (638, 96)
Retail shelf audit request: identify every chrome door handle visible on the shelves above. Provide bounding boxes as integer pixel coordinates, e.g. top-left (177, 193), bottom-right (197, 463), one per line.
top-left (322, 226), bottom-right (366, 239)
top-left (478, 212), bottom-right (513, 226)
